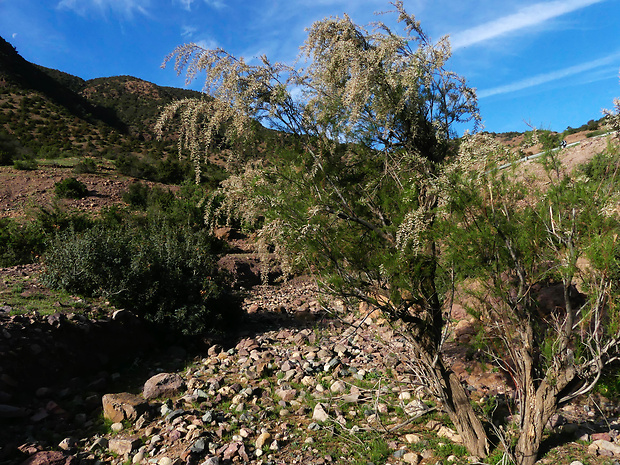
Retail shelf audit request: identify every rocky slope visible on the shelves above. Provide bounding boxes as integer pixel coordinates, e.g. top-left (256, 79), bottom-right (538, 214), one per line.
top-left (2, 269), bottom-right (620, 465)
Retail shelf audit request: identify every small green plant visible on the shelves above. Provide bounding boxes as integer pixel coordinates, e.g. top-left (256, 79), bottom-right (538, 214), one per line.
top-left (54, 177), bottom-right (89, 199)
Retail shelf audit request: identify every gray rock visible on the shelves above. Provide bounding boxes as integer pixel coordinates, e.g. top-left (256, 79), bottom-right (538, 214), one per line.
top-left (190, 438), bottom-right (208, 454)
top-left (312, 403), bottom-right (329, 422)
top-left (202, 410), bottom-right (214, 423)
top-left (165, 409), bottom-right (185, 423)
top-left (89, 437), bottom-right (109, 451)
top-left (201, 458), bottom-right (219, 465)
top-left (58, 437), bottom-right (76, 451)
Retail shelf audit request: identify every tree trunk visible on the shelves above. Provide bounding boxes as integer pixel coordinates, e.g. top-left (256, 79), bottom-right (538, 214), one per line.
top-left (435, 359), bottom-right (489, 458)
top-left (514, 382), bottom-right (556, 465)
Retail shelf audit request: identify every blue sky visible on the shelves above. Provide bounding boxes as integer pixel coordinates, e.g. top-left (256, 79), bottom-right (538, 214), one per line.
top-left (0, 0), bottom-right (618, 134)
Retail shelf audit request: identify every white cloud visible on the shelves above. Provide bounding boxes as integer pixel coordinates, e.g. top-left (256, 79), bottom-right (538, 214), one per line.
top-left (181, 25), bottom-right (197, 38)
top-left (57, 0), bottom-right (151, 17)
top-left (194, 38), bottom-right (219, 50)
top-left (177, 0), bottom-right (194, 10)
top-left (203, 0), bottom-right (225, 9)
top-left (450, 0), bottom-right (606, 50)
top-left (478, 51), bottom-right (620, 98)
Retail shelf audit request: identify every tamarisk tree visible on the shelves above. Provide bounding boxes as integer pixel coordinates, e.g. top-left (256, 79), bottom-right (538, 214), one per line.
top-left (441, 133), bottom-right (620, 465)
top-left (157, 0), bottom-right (488, 457)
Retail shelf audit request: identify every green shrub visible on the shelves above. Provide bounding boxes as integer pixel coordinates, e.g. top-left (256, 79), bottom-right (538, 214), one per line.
top-left (55, 177), bottom-right (89, 199)
top-left (579, 150), bottom-right (619, 182)
top-left (122, 182), bottom-right (175, 211)
top-left (115, 153), bottom-right (157, 180)
top-left (41, 221), bottom-right (240, 337)
top-left (115, 153), bottom-right (194, 184)
top-left (74, 158), bottom-right (98, 174)
top-left (0, 218), bottom-right (46, 266)
top-left (121, 182), bottom-right (204, 228)
top-left (13, 158), bottom-right (38, 170)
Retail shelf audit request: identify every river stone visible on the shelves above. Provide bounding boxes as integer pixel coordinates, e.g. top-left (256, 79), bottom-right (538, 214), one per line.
top-left (143, 373), bottom-right (186, 400)
top-left (102, 393), bottom-right (147, 423)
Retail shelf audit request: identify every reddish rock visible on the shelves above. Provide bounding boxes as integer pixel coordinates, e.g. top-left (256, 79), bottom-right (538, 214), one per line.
top-left (591, 432), bottom-right (612, 442)
top-left (20, 451), bottom-right (77, 465)
top-left (143, 373), bottom-right (186, 400)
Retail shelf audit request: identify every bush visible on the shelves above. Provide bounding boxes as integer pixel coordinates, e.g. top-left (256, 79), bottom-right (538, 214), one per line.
top-left (115, 152), bottom-right (199, 185)
top-left (0, 207), bottom-right (97, 267)
top-left (73, 158), bottom-right (98, 174)
top-left (41, 221), bottom-right (240, 337)
top-left (13, 158), bottom-right (37, 170)
top-left (55, 177), bottom-right (89, 199)
top-left (0, 218), bottom-right (46, 266)
top-left (121, 182), bottom-right (205, 228)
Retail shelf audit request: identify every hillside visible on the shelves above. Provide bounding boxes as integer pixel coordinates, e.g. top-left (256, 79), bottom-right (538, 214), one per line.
top-left (0, 35), bottom-right (201, 161)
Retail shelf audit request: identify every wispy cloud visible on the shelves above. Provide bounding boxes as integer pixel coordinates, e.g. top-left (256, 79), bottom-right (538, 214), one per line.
top-left (451, 0), bottom-right (606, 50)
top-left (478, 51), bottom-right (620, 98)
top-left (57, 0), bottom-right (151, 17)
top-left (181, 25), bottom-right (197, 38)
top-left (203, 0), bottom-right (225, 9)
top-left (176, 0), bottom-right (194, 10)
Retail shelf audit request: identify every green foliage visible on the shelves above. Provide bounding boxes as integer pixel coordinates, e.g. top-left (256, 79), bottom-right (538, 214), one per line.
top-left (13, 157), bottom-right (38, 170)
top-left (121, 181), bottom-right (205, 228)
top-left (0, 207), bottom-right (94, 267)
top-left (41, 220), bottom-right (240, 336)
top-left (539, 130), bottom-right (561, 150)
top-left (579, 150), bottom-right (618, 182)
top-left (0, 218), bottom-right (46, 266)
top-left (73, 158), bottom-right (98, 174)
top-left (54, 177), bottom-right (89, 199)
top-left (115, 152), bottom-right (193, 184)
top-left (596, 366), bottom-right (620, 399)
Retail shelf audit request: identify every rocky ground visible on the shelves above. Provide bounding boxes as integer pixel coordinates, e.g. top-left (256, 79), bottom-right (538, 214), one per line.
top-left (2, 266), bottom-right (620, 465)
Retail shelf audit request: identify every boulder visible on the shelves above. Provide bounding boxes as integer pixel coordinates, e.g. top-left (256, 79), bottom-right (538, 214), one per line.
top-left (143, 373), bottom-right (185, 400)
top-left (102, 393), bottom-right (148, 423)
